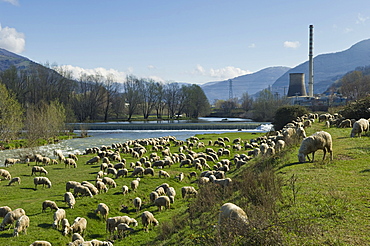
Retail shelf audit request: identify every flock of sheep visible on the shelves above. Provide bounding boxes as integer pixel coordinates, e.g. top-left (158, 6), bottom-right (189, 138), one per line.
top-left (0, 111), bottom-right (368, 245)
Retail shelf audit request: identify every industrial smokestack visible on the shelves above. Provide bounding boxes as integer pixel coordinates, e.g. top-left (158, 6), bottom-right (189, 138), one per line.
top-left (287, 73), bottom-right (307, 97)
top-left (308, 24), bottom-right (314, 97)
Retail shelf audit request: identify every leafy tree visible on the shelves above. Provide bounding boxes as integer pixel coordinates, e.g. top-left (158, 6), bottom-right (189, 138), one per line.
top-left (0, 82), bottom-right (24, 142)
top-left (251, 89), bottom-right (288, 122)
top-left (240, 92), bottom-right (254, 112)
top-left (273, 105), bottom-right (308, 131)
top-left (340, 71), bottom-right (370, 100)
top-left (339, 95), bottom-right (370, 119)
top-left (182, 84), bottom-right (210, 118)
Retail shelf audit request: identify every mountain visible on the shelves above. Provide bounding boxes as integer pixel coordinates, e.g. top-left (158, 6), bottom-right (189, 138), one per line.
top-left (200, 66), bottom-right (291, 103)
top-left (272, 38), bottom-right (370, 96)
top-left (0, 48), bottom-right (37, 71)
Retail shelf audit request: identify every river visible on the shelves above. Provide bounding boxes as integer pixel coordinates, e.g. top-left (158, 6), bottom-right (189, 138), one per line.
top-left (0, 122), bottom-right (273, 166)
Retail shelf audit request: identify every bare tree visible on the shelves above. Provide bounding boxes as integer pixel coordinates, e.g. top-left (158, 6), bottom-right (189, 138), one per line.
top-left (123, 75), bottom-right (142, 121)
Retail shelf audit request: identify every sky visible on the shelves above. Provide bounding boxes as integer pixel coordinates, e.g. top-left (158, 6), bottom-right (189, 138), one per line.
top-left (1, 0), bottom-right (370, 84)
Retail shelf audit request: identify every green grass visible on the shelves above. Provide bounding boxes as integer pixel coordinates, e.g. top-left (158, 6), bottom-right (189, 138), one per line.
top-left (2, 122), bottom-right (370, 245)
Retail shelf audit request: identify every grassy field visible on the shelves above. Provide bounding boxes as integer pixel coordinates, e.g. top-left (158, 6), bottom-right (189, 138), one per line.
top-left (0, 121), bottom-right (370, 245)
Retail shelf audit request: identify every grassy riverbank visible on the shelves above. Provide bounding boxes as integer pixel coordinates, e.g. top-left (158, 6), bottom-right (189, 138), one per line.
top-left (0, 121), bottom-right (370, 245)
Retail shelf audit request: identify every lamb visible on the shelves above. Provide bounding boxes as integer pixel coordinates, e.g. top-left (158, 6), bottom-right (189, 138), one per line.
top-left (350, 118), bottom-right (370, 137)
top-left (62, 218), bottom-right (70, 236)
top-left (102, 177), bottom-right (117, 188)
top-left (0, 208), bottom-right (25, 230)
top-left (0, 169), bottom-right (11, 180)
top-left (13, 215), bottom-right (29, 236)
top-left (106, 216), bottom-right (138, 234)
top-left (0, 206), bottom-right (11, 217)
top-left (29, 241), bottom-right (52, 246)
top-left (42, 200), bottom-right (59, 212)
top-left (74, 185), bottom-right (93, 198)
top-left (64, 192), bottom-right (76, 209)
top-left (95, 203), bottom-right (109, 220)
top-left (95, 181), bottom-right (108, 193)
top-left (122, 185), bottom-right (129, 195)
top-left (52, 208), bottom-right (66, 229)
top-left (218, 203), bottom-right (249, 230)
top-left (66, 181), bottom-right (81, 192)
top-left (64, 158), bottom-right (77, 168)
top-left (70, 217), bottom-right (87, 235)
top-left (298, 131), bottom-right (333, 163)
top-left (34, 177), bottom-right (52, 189)
top-left (175, 172), bottom-right (184, 182)
top-left (141, 211), bottom-right (159, 232)
top-left (154, 196), bottom-right (171, 211)
top-left (8, 177), bottom-right (21, 186)
top-left (117, 223), bottom-right (135, 238)
top-left (86, 156), bottom-right (100, 165)
top-left (130, 178), bottom-right (140, 192)
top-left (159, 170), bottom-right (170, 178)
top-left (166, 187), bottom-right (176, 203)
top-left (181, 186), bottom-right (198, 199)
top-left (4, 158), bottom-right (20, 167)
top-left (31, 166), bottom-right (48, 176)
top-left (133, 197), bottom-right (142, 212)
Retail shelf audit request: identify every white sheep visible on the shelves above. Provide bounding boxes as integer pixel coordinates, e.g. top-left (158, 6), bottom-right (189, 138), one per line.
top-left (175, 172), bottom-right (184, 182)
top-left (42, 200), bottom-right (59, 212)
top-left (82, 181), bottom-right (99, 195)
top-left (64, 192), bottom-right (76, 209)
top-left (66, 181), bottom-right (81, 192)
top-left (130, 178), bottom-right (140, 192)
top-left (0, 208), bottom-right (25, 230)
top-left (122, 185), bottom-right (129, 195)
top-left (52, 208), bottom-right (66, 229)
top-left (29, 241), bottom-right (52, 246)
top-left (149, 191), bottom-right (159, 203)
top-left (158, 170), bottom-right (170, 178)
top-left (82, 239), bottom-right (114, 246)
top-left (54, 149), bottom-right (65, 163)
top-left (13, 214), bottom-right (29, 236)
top-left (68, 232), bottom-right (84, 245)
top-left (74, 185), bottom-right (93, 198)
top-left (0, 169), bottom-right (11, 180)
top-left (102, 177), bottom-right (117, 188)
top-left (4, 158), bottom-right (20, 167)
top-left (181, 186), bottom-right (198, 199)
top-left (0, 206), bottom-right (11, 217)
top-left (96, 181), bottom-right (108, 193)
top-left (154, 196), bottom-right (171, 212)
top-left (141, 211), bottom-right (159, 232)
top-left (8, 177), bottom-right (21, 186)
top-left (31, 166), bottom-right (48, 176)
top-left (131, 166), bottom-right (145, 177)
top-left (70, 217), bottom-right (87, 235)
top-left (274, 139), bottom-right (285, 153)
top-left (350, 118), bottom-right (370, 137)
top-left (64, 158), bottom-right (77, 168)
top-left (218, 203), bottom-right (249, 230)
top-left (116, 168), bottom-right (128, 178)
top-left (34, 177), bottom-right (52, 189)
top-left (95, 203), bottom-right (109, 220)
top-left (117, 223), bottom-right (135, 238)
top-left (62, 218), bottom-right (70, 236)
top-left (86, 156), bottom-right (100, 165)
top-left (106, 167), bottom-right (117, 177)
top-left (166, 187), bottom-right (176, 203)
top-left (106, 216), bottom-right (138, 234)
top-left (298, 131), bottom-right (333, 163)
top-left (133, 197), bottom-right (142, 212)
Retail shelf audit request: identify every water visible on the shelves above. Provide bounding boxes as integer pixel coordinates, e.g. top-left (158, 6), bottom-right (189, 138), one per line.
top-left (0, 123), bottom-right (273, 166)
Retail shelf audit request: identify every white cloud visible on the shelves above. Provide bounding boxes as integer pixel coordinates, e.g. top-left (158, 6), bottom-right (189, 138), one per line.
top-left (192, 65), bottom-right (250, 80)
top-left (248, 43), bottom-right (256, 48)
top-left (0, 24), bottom-right (25, 53)
top-left (1, 0), bottom-right (19, 6)
top-left (147, 75), bottom-right (165, 82)
top-left (56, 65), bottom-right (127, 82)
top-left (344, 27), bottom-right (353, 33)
top-left (147, 65), bottom-right (156, 70)
top-left (284, 41), bottom-right (300, 49)
top-left (356, 13), bottom-right (369, 24)
top-left (195, 64), bottom-right (206, 75)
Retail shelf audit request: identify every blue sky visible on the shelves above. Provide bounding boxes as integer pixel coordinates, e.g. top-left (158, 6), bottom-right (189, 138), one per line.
top-left (1, 0), bottom-right (370, 84)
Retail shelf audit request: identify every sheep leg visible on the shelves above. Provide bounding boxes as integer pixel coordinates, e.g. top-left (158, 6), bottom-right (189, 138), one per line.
top-left (311, 152), bottom-right (315, 162)
top-left (322, 149), bottom-right (327, 161)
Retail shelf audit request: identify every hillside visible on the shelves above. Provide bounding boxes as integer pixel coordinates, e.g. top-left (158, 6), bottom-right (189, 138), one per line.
top-left (0, 48), bottom-right (36, 71)
top-left (201, 66), bottom-right (290, 103)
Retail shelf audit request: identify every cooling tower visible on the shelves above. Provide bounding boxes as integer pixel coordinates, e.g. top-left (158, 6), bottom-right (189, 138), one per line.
top-left (287, 73), bottom-right (307, 97)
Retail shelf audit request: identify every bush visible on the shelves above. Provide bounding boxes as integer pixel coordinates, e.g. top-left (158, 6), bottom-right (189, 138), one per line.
top-left (273, 105), bottom-right (308, 131)
top-left (339, 96), bottom-right (370, 119)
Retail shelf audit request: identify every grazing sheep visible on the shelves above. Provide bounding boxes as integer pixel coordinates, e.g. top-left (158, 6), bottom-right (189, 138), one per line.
top-left (274, 139), bottom-right (285, 153)
top-left (52, 208), bottom-right (66, 229)
top-left (96, 181), bottom-right (108, 193)
top-left (218, 203), bottom-right (249, 230)
top-left (13, 215), bottom-right (29, 237)
top-left (106, 167), bottom-right (117, 177)
top-left (66, 181), bottom-right (81, 192)
top-left (175, 172), bottom-right (184, 182)
top-left (4, 158), bottom-right (20, 167)
top-left (298, 131), bottom-right (333, 163)
top-left (34, 177), bottom-right (52, 189)
top-left (149, 191), bottom-right (159, 203)
top-left (338, 119), bottom-right (352, 128)
top-left (158, 170), bottom-right (170, 178)
top-left (144, 167), bottom-right (155, 176)
top-left (131, 166), bottom-right (145, 177)
top-left (141, 211), bottom-right (159, 232)
top-left (29, 241), bottom-right (52, 246)
top-left (100, 162), bottom-right (108, 172)
top-left (74, 185), bottom-right (93, 198)
top-left (116, 168), bottom-right (128, 178)
top-left (82, 181), bottom-right (99, 195)
top-left (64, 158), bottom-right (77, 168)
top-left (102, 177), bottom-right (117, 188)
top-left (42, 200), bottom-right (59, 212)
top-left (68, 153), bottom-right (78, 161)
top-left (166, 187), bottom-right (176, 203)
top-left (122, 185), bottom-right (129, 195)
top-left (181, 186), bottom-right (198, 199)
top-left (0, 169), bottom-right (11, 180)
top-left (133, 197), bottom-right (142, 212)
top-left (70, 217), bottom-right (87, 235)
top-left (95, 203), bottom-right (109, 220)
top-left (62, 218), bottom-right (70, 236)
top-left (106, 216), bottom-right (138, 234)
top-left (154, 196), bottom-right (171, 212)
top-left (31, 166), bottom-right (48, 176)
top-left (350, 118), bottom-right (370, 137)
top-left (96, 170), bottom-right (104, 179)
top-left (68, 232), bottom-right (84, 245)
top-left (64, 192), bottom-right (76, 209)
top-left (130, 178), bottom-right (140, 192)
top-left (117, 223), bottom-right (135, 238)
top-left (86, 156), bottom-right (100, 165)
top-left (0, 208), bottom-right (25, 230)
top-left (0, 206), bottom-right (11, 217)
top-left (8, 177), bottom-right (21, 186)
top-left (54, 149), bottom-right (65, 163)
top-left (42, 157), bottom-right (51, 166)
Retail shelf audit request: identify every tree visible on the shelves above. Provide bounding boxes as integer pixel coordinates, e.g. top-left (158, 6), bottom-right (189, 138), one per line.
top-left (182, 84), bottom-right (210, 118)
top-left (273, 105), bottom-right (308, 131)
top-left (139, 79), bottom-right (160, 119)
top-left (251, 89), bottom-right (289, 122)
top-left (340, 71), bottom-right (370, 100)
top-left (0, 82), bottom-right (24, 142)
top-left (123, 75), bottom-right (142, 121)
top-left (240, 92), bottom-right (254, 112)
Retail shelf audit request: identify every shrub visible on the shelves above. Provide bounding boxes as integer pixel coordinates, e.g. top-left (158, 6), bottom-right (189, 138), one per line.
top-left (273, 105), bottom-right (308, 131)
top-left (339, 96), bottom-right (370, 119)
